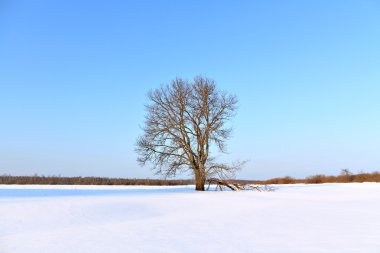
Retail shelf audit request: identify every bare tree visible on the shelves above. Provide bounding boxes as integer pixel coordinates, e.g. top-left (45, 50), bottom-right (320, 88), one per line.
top-left (136, 76), bottom-right (242, 191)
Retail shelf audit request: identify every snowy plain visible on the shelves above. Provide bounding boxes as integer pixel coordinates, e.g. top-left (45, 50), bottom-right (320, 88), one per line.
top-left (1, 183), bottom-right (379, 253)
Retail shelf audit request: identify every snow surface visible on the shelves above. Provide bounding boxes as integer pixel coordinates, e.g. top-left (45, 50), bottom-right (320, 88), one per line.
top-left (1, 183), bottom-right (379, 253)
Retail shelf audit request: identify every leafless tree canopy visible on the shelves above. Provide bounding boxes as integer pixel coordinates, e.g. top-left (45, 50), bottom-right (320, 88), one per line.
top-left (136, 76), bottom-right (242, 190)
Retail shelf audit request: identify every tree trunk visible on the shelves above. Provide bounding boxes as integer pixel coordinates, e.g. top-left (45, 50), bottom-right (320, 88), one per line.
top-left (194, 169), bottom-right (206, 191)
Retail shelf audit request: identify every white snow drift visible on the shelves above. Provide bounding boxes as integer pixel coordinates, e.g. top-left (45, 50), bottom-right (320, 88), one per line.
top-left (1, 183), bottom-right (379, 253)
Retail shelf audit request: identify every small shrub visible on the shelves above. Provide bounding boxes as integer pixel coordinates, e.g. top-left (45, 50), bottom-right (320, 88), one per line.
top-left (305, 174), bottom-right (327, 184)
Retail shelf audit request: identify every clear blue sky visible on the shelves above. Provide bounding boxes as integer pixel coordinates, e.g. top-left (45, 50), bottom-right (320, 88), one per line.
top-left (1, 0), bottom-right (379, 179)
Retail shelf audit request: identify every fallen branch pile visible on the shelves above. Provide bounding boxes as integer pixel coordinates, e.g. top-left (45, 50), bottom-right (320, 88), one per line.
top-left (206, 178), bottom-right (275, 191)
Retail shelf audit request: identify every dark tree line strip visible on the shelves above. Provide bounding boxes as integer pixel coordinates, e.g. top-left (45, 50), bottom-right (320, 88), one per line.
top-left (0, 170), bottom-right (378, 185)
top-left (252, 170), bottom-right (380, 184)
top-left (0, 175), bottom-right (193, 185)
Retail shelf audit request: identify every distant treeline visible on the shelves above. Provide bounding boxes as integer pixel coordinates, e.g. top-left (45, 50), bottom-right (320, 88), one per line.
top-left (0, 175), bottom-right (193, 185)
top-left (252, 170), bottom-right (380, 184)
top-left (0, 170), bottom-right (379, 185)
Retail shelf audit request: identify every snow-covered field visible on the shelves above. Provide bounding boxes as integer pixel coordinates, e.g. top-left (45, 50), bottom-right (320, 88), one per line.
top-left (1, 183), bottom-right (379, 253)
